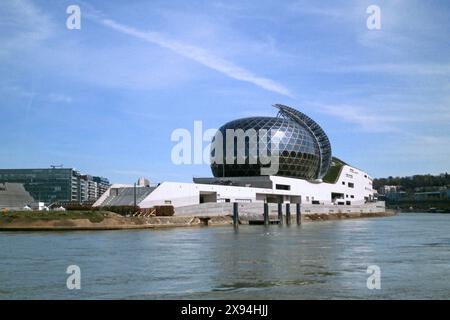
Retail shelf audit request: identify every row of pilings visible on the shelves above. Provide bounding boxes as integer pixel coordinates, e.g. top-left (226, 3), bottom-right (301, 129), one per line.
top-left (233, 202), bottom-right (302, 226)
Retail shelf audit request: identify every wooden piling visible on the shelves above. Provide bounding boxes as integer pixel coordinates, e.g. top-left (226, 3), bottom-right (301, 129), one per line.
top-left (264, 203), bottom-right (269, 226)
top-left (296, 203), bottom-right (301, 225)
top-left (233, 202), bottom-right (239, 226)
top-left (286, 203), bottom-right (291, 225)
top-left (277, 202), bottom-right (283, 225)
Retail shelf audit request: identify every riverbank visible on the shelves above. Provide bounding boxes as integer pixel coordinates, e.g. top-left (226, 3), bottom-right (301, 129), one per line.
top-left (0, 210), bottom-right (396, 231)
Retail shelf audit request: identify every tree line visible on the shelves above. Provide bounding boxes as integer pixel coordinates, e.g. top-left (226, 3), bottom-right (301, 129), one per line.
top-left (373, 173), bottom-right (450, 192)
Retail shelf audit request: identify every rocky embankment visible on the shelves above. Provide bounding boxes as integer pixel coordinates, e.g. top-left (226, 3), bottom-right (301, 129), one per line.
top-left (302, 210), bottom-right (396, 222)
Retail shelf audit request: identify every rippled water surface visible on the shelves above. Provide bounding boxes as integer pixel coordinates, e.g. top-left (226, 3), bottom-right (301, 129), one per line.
top-left (1, 213), bottom-right (449, 299)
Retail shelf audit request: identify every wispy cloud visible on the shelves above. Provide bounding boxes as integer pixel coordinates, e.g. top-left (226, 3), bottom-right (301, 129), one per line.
top-left (0, 0), bottom-right (54, 58)
top-left (311, 102), bottom-right (404, 133)
top-left (383, 133), bottom-right (450, 163)
top-left (289, 1), bottom-right (348, 18)
top-left (311, 97), bottom-right (450, 133)
top-left (327, 63), bottom-right (450, 76)
top-left (1, 85), bottom-right (72, 104)
top-left (306, 102), bottom-right (405, 133)
top-left (47, 93), bottom-right (72, 104)
top-left (94, 17), bottom-right (293, 97)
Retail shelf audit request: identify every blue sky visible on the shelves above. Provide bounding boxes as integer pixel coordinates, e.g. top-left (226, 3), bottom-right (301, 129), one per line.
top-left (1, 0), bottom-right (449, 184)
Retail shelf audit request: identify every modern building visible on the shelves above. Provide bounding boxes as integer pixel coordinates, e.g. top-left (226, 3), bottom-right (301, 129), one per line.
top-left (0, 168), bottom-right (110, 204)
top-left (414, 189), bottom-right (449, 201)
top-left (93, 176), bottom-right (110, 199)
top-left (211, 104), bottom-right (331, 180)
top-left (378, 185), bottom-right (400, 195)
top-left (384, 191), bottom-right (408, 202)
top-left (94, 104), bottom-right (382, 214)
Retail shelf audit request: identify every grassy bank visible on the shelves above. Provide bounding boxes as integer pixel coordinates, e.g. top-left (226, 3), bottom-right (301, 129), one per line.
top-left (1, 210), bottom-right (111, 223)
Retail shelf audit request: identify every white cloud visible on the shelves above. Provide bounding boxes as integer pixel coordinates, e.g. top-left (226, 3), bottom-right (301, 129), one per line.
top-left (0, 0), bottom-right (54, 58)
top-left (96, 18), bottom-right (293, 97)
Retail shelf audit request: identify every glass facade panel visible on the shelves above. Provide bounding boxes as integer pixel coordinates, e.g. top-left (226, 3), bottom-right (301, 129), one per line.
top-left (0, 169), bottom-right (110, 204)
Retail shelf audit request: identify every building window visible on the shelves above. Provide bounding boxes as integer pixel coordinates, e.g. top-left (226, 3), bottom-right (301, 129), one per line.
top-left (346, 201), bottom-right (351, 205)
top-left (351, 195), bottom-right (355, 199)
top-left (348, 182), bottom-right (354, 188)
top-left (276, 184), bottom-right (290, 190)
top-left (306, 196), bottom-right (310, 202)
top-left (342, 181), bottom-right (346, 185)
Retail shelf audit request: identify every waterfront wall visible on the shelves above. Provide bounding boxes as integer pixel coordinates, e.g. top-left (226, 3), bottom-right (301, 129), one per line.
top-left (174, 201), bottom-right (386, 216)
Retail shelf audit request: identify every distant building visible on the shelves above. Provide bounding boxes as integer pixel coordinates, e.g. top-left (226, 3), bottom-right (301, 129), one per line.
top-left (93, 176), bottom-right (110, 199)
top-left (414, 190), bottom-right (449, 201)
top-left (82, 175), bottom-right (98, 201)
top-left (0, 168), bottom-right (110, 204)
top-left (137, 177), bottom-right (151, 187)
top-left (379, 185), bottom-right (400, 195)
top-left (385, 191), bottom-right (407, 202)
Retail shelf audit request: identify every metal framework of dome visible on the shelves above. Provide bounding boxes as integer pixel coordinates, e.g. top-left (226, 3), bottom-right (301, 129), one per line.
top-left (210, 104), bottom-right (332, 180)
top-left (274, 104), bottom-right (332, 179)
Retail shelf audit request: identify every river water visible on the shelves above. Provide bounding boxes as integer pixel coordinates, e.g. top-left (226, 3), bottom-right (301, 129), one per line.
top-left (0, 213), bottom-right (449, 299)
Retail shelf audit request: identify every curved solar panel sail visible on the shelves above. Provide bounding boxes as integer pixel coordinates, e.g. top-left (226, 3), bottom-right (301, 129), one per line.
top-left (274, 104), bottom-right (332, 179)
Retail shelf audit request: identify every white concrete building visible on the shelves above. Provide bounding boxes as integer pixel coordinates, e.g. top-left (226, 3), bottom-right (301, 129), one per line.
top-left (93, 105), bottom-right (382, 215)
top-left (93, 164), bottom-right (378, 213)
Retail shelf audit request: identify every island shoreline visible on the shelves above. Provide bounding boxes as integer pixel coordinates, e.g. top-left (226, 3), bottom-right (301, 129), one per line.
top-left (0, 211), bottom-right (396, 231)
